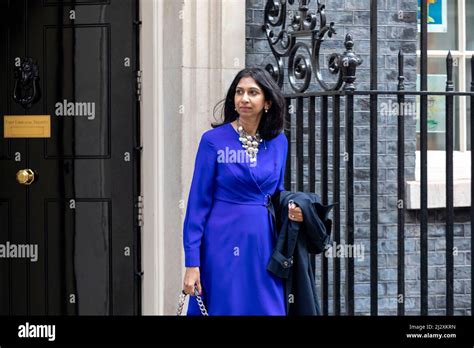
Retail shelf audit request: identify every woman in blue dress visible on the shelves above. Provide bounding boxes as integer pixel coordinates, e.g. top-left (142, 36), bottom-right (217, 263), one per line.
top-left (182, 68), bottom-right (303, 315)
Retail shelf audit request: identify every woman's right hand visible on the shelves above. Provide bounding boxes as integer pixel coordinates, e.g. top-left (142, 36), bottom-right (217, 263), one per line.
top-left (183, 267), bottom-right (202, 296)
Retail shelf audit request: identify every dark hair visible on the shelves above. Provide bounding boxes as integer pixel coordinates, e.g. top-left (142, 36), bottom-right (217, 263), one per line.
top-left (212, 67), bottom-right (286, 140)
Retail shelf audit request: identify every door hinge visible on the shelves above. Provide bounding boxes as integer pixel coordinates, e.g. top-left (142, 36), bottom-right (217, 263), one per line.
top-left (136, 70), bottom-right (142, 101)
top-left (137, 195), bottom-right (144, 227)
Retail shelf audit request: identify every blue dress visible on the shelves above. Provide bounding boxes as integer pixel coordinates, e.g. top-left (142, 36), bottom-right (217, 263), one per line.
top-left (183, 122), bottom-right (288, 315)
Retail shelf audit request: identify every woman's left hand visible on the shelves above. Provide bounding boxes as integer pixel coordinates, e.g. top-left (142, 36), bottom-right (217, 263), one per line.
top-left (288, 202), bottom-right (303, 222)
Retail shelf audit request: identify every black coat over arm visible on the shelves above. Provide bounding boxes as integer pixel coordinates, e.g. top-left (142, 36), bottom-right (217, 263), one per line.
top-left (267, 191), bottom-right (335, 316)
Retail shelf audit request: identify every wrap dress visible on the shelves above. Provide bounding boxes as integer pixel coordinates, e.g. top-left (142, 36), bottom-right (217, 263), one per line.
top-left (183, 122), bottom-right (288, 315)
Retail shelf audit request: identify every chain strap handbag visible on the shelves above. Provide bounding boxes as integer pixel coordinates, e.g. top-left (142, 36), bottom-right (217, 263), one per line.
top-left (177, 286), bottom-right (209, 316)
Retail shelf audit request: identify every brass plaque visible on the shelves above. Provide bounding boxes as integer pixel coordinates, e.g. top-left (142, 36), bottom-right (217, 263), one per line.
top-left (4, 115), bottom-right (51, 138)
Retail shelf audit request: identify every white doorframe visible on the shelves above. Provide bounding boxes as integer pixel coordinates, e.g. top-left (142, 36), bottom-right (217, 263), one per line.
top-left (140, 0), bottom-right (166, 315)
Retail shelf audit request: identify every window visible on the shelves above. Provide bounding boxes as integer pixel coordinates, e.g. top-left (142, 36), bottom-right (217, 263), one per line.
top-left (466, 57), bottom-right (471, 149)
top-left (416, 57), bottom-right (460, 150)
top-left (416, 0), bottom-right (472, 152)
top-left (407, 0), bottom-right (472, 209)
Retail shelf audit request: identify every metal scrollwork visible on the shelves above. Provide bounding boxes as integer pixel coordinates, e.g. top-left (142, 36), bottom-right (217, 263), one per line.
top-left (288, 42), bottom-right (312, 93)
top-left (262, 0), bottom-right (362, 92)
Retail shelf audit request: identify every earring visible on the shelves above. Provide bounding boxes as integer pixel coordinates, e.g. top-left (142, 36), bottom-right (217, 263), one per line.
top-left (265, 108), bottom-right (269, 113)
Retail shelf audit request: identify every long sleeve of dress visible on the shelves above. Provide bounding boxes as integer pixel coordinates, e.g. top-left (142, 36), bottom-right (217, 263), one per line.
top-left (183, 132), bottom-right (217, 267)
top-left (276, 133), bottom-right (288, 193)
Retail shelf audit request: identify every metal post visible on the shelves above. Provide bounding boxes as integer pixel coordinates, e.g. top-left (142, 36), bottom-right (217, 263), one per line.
top-left (370, 0), bottom-right (378, 316)
top-left (420, 0), bottom-right (429, 316)
top-left (445, 51), bottom-right (454, 315)
top-left (397, 50), bottom-right (406, 316)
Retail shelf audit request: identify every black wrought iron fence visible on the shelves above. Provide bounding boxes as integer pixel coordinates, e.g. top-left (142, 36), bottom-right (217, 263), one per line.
top-left (263, 0), bottom-right (474, 316)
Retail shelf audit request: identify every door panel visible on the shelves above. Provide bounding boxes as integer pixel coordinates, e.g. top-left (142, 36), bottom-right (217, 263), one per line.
top-left (43, 25), bottom-right (110, 158)
top-left (0, 0), bottom-right (140, 316)
top-left (0, 25), bottom-right (11, 159)
top-left (0, 199), bottom-right (11, 314)
top-left (44, 200), bottom-right (111, 315)
top-left (1, 0), bottom-right (29, 316)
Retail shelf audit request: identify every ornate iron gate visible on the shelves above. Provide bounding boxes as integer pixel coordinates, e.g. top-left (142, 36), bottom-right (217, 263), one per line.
top-left (263, 0), bottom-right (474, 316)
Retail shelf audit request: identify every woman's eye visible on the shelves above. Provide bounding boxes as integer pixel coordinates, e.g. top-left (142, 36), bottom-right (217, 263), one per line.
top-left (236, 90), bottom-right (259, 96)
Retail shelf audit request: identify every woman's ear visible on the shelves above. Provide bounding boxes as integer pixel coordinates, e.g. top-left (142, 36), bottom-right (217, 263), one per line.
top-left (266, 100), bottom-right (272, 110)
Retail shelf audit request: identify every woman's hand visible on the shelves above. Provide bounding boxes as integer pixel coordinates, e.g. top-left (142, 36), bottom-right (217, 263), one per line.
top-left (288, 201), bottom-right (303, 222)
top-left (183, 267), bottom-right (202, 296)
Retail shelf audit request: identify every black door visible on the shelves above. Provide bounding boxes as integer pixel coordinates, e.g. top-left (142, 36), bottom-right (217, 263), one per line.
top-left (0, 0), bottom-right (141, 315)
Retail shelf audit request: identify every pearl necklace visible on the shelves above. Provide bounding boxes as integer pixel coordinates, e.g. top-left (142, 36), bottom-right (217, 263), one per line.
top-left (237, 118), bottom-right (263, 162)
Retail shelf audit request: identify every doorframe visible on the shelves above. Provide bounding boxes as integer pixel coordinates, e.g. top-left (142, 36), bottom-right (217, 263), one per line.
top-left (140, 0), bottom-right (167, 315)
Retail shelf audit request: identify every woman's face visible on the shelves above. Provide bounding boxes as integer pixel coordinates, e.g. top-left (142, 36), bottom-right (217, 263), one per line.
top-left (234, 77), bottom-right (271, 119)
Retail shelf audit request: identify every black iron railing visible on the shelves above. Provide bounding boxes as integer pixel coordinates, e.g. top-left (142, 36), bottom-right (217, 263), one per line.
top-left (263, 0), bottom-right (474, 316)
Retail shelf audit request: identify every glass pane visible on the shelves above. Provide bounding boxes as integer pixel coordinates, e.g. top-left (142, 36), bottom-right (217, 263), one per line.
top-left (418, 0), bottom-right (458, 50)
top-left (467, 0), bottom-right (474, 50)
top-left (416, 57), bottom-right (460, 150)
top-left (468, 59), bottom-right (472, 150)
